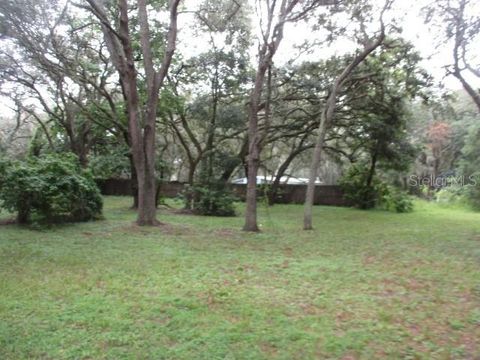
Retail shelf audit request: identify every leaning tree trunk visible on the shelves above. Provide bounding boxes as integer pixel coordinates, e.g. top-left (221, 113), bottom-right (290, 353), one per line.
top-left (269, 144), bottom-right (310, 205)
top-left (453, 71), bottom-right (480, 113)
top-left (303, 26), bottom-right (385, 230)
top-left (304, 109), bottom-right (329, 230)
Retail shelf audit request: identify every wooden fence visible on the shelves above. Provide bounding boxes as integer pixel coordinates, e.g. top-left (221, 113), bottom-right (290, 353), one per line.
top-left (96, 179), bottom-right (349, 206)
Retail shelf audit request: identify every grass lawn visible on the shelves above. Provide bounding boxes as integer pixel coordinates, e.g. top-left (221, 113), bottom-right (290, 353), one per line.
top-left (0, 197), bottom-right (479, 359)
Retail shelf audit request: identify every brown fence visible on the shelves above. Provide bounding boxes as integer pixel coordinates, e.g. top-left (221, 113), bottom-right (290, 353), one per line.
top-left (96, 179), bottom-right (349, 206)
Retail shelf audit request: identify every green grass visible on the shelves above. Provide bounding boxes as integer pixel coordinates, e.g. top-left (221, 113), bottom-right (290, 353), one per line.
top-left (1, 197), bottom-right (479, 359)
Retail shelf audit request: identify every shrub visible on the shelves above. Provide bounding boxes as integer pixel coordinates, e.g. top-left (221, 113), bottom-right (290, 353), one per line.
top-left (434, 174), bottom-right (480, 211)
top-left (435, 185), bottom-right (467, 206)
top-left (340, 164), bottom-right (413, 213)
top-left (380, 186), bottom-right (414, 213)
top-left (0, 154), bottom-right (103, 224)
top-left (339, 165), bottom-right (382, 209)
top-left (465, 173), bottom-right (480, 211)
top-left (88, 150), bottom-right (130, 180)
top-left (182, 183), bottom-right (236, 217)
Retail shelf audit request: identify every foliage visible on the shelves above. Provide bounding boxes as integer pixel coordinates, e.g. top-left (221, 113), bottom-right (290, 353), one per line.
top-left (88, 148), bottom-right (131, 180)
top-left (339, 165), bottom-right (383, 209)
top-left (380, 186), bottom-right (414, 213)
top-left (435, 183), bottom-right (467, 206)
top-left (465, 173), bottom-right (480, 211)
top-left (460, 124), bottom-right (480, 178)
top-left (433, 173), bottom-right (480, 211)
top-left (340, 164), bottom-right (413, 212)
top-left (338, 40), bottom-right (424, 174)
top-left (0, 154), bottom-right (103, 224)
top-left (181, 183), bottom-right (237, 217)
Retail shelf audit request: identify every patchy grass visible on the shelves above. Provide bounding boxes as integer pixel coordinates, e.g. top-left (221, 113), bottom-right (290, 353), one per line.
top-left (0, 197), bottom-right (479, 359)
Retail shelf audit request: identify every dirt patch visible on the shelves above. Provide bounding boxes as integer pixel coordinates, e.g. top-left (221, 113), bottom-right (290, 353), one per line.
top-left (259, 342), bottom-right (278, 357)
top-left (468, 234), bottom-right (480, 242)
top-left (362, 255), bottom-right (377, 265)
top-left (159, 223), bottom-right (194, 236)
top-left (214, 228), bottom-right (238, 238)
top-left (117, 222), bottom-right (193, 236)
top-left (0, 217), bottom-right (16, 226)
top-left (284, 247), bottom-right (294, 257)
top-left (172, 208), bottom-right (196, 215)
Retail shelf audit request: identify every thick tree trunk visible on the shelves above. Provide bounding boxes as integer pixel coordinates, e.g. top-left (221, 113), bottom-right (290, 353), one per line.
top-left (244, 142), bottom-right (260, 231)
top-left (78, 148), bottom-right (88, 168)
top-left (87, 0), bottom-right (179, 226)
top-left (243, 63), bottom-right (267, 232)
top-left (242, 1), bottom-right (294, 231)
top-left (129, 154), bottom-right (139, 209)
top-left (187, 159), bottom-right (200, 185)
top-left (17, 207), bottom-right (30, 224)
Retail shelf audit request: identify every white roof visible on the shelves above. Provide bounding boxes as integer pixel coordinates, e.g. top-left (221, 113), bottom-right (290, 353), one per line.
top-left (231, 176), bottom-right (322, 185)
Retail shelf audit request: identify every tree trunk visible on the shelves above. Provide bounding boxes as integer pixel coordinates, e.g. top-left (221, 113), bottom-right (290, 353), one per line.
top-left (269, 144), bottom-right (311, 205)
top-left (304, 110), bottom-right (328, 230)
top-left (242, 1), bottom-right (294, 231)
top-left (453, 71), bottom-right (480, 113)
top-left (17, 206), bottom-right (30, 224)
top-left (87, 0), bottom-right (179, 226)
top-left (366, 151), bottom-right (378, 188)
top-left (451, 0), bottom-right (480, 113)
top-left (219, 138), bottom-right (248, 183)
top-left (243, 108), bottom-right (261, 231)
top-left (303, 26), bottom-right (385, 230)
top-left (243, 63), bottom-right (267, 232)
top-left (129, 154), bottom-right (139, 209)
top-left (244, 145), bottom-right (260, 231)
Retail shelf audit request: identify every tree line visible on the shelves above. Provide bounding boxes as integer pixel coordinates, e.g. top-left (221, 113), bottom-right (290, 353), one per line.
top-left (0, 0), bottom-right (479, 228)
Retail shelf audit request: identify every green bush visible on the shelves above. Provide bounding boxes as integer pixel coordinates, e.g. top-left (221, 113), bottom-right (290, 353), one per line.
top-left (339, 165), bottom-right (382, 209)
top-left (182, 183), bottom-right (236, 217)
top-left (88, 150), bottom-right (130, 180)
top-left (340, 165), bottom-right (413, 213)
top-left (434, 174), bottom-right (480, 211)
top-left (465, 173), bottom-right (480, 210)
top-left (0, 154), bottom-right (103, 224)
top-left (435, 185), bottom-right (467, 206)
top-left (380, 186), bottom-right (413, 213)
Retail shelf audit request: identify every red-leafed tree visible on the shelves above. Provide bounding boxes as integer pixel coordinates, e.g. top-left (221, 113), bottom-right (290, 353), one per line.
top-left (426, 121), bottom-right (452, 182)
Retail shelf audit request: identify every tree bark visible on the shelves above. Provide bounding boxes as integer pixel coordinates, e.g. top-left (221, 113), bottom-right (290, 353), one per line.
top-left (87, 0), bottom-right (180, 226)
top-left (243, 1), bottom-right (292, 232)
top-left (366, 150), bottom-right (378, 189)
top-left (303, 109), bottom-right (329, 230)
top-left (450, 0), bottom-right (480, 113)
top-left (303, 27), bottom-right (385, 230)
top-left (129, 154), bottom-right (139, 209)
top-left (453, 70), bottom-right (480, 113)
top-left (17, 206), bottom-right (30, 224)
top-left (243, 61), bottom-right (268, 232)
